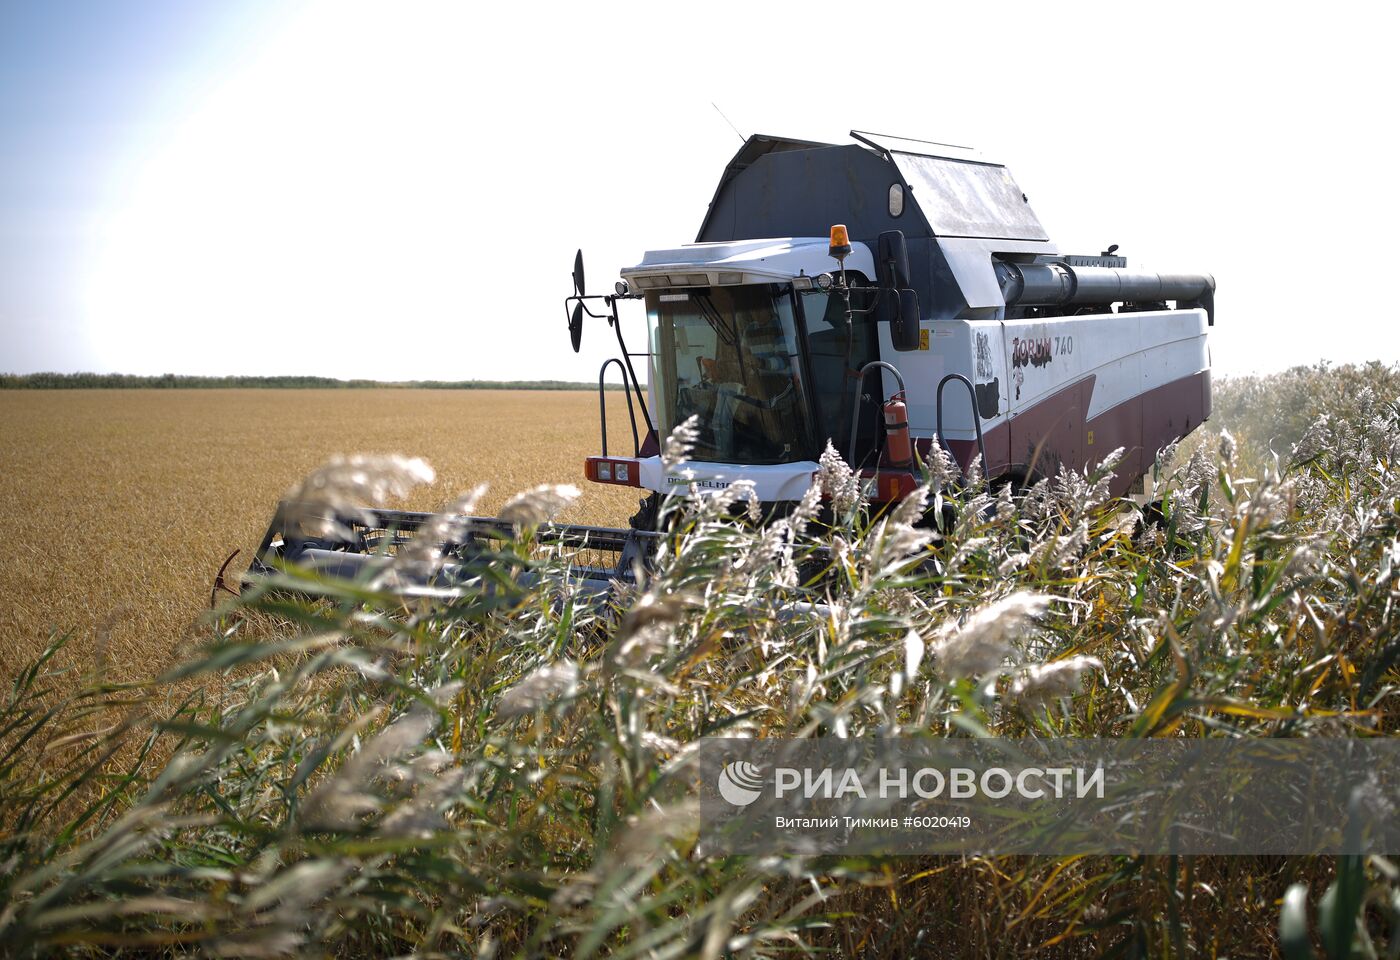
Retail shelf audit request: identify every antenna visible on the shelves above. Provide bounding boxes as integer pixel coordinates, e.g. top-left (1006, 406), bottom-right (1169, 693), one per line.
top-left (711, 103), bottom-right (745, 143)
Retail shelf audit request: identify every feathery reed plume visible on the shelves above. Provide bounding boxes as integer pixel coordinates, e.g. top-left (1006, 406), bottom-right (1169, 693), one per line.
top-left (743, 483), bottom-right (762, 523)
top-left (789, 482), bottom-right (823, 536)
top-left (688, 479), bottom-right (755, 523)
top-left (381, 484), bottom-right (489, 585)
top-left (300, 707), bottom-right (438, 831)
top-left (930, 593), bottom-right (1054, 679)
top-left (817, 441), bottom-right (862, 515)
top-left (994, 482), bottom-right (1015, 523)
top-left (498, 484), bottom-right (581, 527)
top-left (1218, 428), bottom-right (1238, 466)
top-left (662, 414), bottom-right (701, 470)
top-left (1010, 655), bottom-right (1104, 709)
top-left (283, 454), bottom-right (435, 539)
top-left (922, 439), bottom-right (959, 492)
top-left (866, 484), bottom-right (932, 572)
top-left (497, 659), bottom-right (580, 717)
top-left (610, 591), bottom-right (697, 668)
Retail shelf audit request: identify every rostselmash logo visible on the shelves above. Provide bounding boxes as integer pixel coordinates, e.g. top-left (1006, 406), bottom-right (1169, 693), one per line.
top-left (667, 476), bottom-right (730, 489)
top-left (717, 761), bottom-right (766, 806)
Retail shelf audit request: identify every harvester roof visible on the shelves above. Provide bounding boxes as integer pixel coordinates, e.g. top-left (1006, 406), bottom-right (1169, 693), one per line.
top-left (693, 131), bottom-right (1057, 320)
top-left (620, 237), bottom-right (877, 287)
top-left (696, 131), bottom-right (1050, 246)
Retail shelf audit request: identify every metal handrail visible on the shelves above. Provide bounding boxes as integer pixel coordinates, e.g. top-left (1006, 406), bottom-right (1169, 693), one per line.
top-left (610, 307), bottom-right (654, 438)
top-left (847, 360), bottom-right (908, 467)
top-left (598, 358), bottom-right (640, 457)
top-left (566, 289), bottom-right (655, 442)
top-left (936, 373), bottom-right (990, 481)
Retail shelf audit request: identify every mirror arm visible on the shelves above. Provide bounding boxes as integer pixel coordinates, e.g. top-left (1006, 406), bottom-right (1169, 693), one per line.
top-left (567, 294), bottom-right (616, 321)
top-left (836, 283), bottom-right (896, 322)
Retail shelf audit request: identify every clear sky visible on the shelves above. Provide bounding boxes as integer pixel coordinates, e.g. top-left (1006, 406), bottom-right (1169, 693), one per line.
top-left (2, 0), bottom-right (1397, 381)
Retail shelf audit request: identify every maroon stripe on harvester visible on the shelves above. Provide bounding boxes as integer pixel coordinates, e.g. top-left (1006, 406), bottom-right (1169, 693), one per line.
top-left (938, 370), bottom-right (1209, 496)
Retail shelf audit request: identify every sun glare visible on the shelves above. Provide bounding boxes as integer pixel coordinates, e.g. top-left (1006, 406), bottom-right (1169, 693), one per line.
top-left (85, 2), bottom-right (485, 377)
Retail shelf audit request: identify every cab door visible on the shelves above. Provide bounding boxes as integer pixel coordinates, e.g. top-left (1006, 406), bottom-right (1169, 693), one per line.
top-left (798, 288), bottom-right (880, 467)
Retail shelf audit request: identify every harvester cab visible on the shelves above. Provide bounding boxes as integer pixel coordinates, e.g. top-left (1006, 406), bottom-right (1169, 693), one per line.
top-left (569, 225), bottom-right (925, 504)
top-left (573, 130), bottom-right (1215, 521)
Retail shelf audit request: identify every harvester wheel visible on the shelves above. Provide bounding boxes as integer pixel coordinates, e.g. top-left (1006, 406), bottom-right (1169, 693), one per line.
top-left (629, 493), bottom-right (661, 532)
top-left (1139, 499), bottom-right (1168, 529)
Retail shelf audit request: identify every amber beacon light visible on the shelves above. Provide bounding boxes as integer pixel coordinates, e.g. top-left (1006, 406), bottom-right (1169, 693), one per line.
top-left (828, 223), bottom-right (851, 261)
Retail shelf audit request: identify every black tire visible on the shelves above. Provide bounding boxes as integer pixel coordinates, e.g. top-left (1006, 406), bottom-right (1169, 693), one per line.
top-left (629, 493), bottom-right (661, 532)
top-left (1139, 498), bottom-right (1168, 530)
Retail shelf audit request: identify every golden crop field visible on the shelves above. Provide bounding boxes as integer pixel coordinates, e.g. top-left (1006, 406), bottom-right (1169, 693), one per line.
top-left (0, 389), bottom-right (641, 685)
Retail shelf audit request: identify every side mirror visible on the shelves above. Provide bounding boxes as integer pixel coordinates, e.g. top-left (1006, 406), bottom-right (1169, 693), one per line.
top-left (569, 301), bottom-right (584, 352)
top-left (891, 288), bottom-right (922, 352)
top-left (876, 230), bottom-right (910, 290)
top-left (572, 249), bottom-right (586, 297)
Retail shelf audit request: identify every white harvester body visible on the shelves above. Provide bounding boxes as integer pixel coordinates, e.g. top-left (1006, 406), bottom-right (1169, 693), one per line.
top-left (585, 185), bottom-right (1211, 507)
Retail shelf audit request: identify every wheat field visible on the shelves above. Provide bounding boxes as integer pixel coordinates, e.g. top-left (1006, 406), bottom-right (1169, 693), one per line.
top-left (0, 389), bottom-right (641, 684)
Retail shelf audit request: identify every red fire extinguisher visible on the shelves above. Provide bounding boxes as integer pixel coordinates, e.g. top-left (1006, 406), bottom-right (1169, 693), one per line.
top-left (883, 391), bottom-right (912, 469)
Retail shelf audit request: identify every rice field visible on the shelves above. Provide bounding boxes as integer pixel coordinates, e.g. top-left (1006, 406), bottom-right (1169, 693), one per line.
top-left (0, 389), bottom-right (640, 685)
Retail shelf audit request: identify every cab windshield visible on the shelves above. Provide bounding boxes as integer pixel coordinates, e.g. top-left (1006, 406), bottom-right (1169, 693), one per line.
top-left (647, 284), bottom-right (815, 464)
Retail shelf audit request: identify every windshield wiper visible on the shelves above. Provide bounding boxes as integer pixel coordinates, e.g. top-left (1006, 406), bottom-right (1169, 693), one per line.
top-left (692, 294), bottom-right (737, 347)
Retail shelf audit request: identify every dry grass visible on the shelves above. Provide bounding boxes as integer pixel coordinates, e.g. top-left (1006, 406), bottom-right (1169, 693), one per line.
top-left (0, 389), bottom-right (641, 685)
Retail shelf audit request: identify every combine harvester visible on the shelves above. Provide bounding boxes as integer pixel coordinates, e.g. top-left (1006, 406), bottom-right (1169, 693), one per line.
top-left (243, 130), bottom-right (1215, 593)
